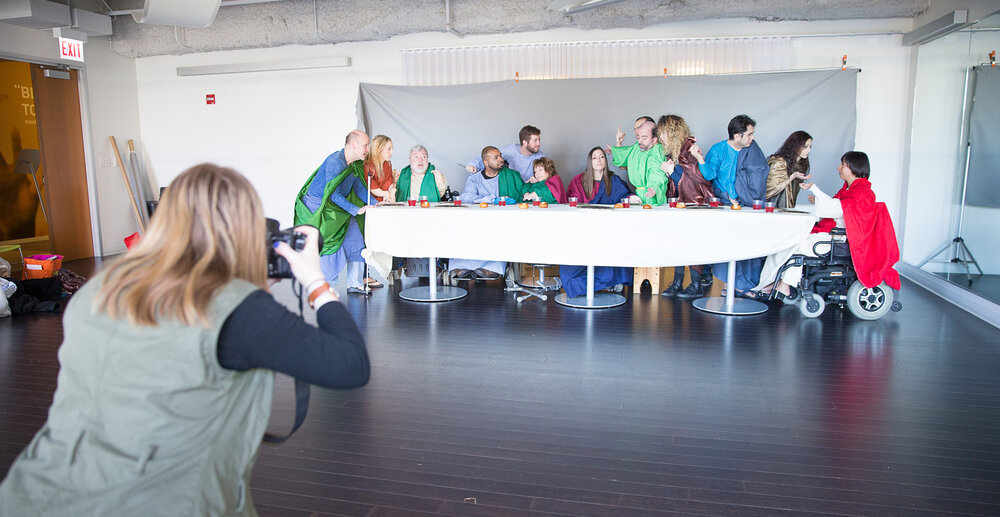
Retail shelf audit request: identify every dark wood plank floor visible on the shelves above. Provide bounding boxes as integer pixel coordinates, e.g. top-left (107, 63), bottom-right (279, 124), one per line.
top-left (3, 259), bottom-right (1000, 516)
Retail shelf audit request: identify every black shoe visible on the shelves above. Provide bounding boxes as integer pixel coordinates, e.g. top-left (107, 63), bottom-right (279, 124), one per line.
top-left (699, 272), bottom-right (714, 288)
top-left (676, 282), bottom-right (704, 298)
top-left (775, 286), bottom-right (800, 305)
top-left (451, 268), bottom-right (473, 279)
top-left (660, 281), bottom-right (683, 297)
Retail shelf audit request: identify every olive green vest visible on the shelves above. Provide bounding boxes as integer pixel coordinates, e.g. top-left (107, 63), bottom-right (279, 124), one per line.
top-left (0, 273), bottom-right (273, 516)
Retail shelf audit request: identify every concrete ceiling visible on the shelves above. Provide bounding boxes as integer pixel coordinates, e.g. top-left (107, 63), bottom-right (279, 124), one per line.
top-left (104, 0), bottom-right (932, 57)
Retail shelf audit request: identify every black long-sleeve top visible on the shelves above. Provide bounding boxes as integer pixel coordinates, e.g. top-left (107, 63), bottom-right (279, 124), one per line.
top-left (216, 290), bottom-right (370, 389)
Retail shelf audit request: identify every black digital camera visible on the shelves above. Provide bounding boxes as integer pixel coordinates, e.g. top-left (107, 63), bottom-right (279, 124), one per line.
top-left (266, 218), bottom-right (313, 279)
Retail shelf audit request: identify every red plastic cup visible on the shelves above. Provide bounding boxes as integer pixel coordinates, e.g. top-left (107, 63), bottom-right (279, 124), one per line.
top-left (407, 197), bottom-right (416, 207)
top-left (765, 201), bottom-right (776, 213)
top-left (454, 198), bottom-right (462, 206)
top-left (498, 197), bottom-right (507, 206)
top-left (621, 197), bottom-right (630, 208)
top-left (568, 196), bottom-right (579, 207)
top-left (709, 197), bottom-right (720, 208)
top-left (532, 199), bottom-right (540, 206)
top-left (668, 197), bottom-right (678, 208)
top-left (753, 199), bottom-right (763, 210)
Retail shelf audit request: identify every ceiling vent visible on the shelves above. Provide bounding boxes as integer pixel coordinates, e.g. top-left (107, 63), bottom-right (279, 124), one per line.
top-left (131, 0), bottom-right (222, 28)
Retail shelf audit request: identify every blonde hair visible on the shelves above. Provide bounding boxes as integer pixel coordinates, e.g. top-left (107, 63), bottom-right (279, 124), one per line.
top-left (364, 134), bottom-right (392, 183)
top-left (95, 163), bottom-right (268, 326)
top-left (657, 114), bottom-right (692, 162)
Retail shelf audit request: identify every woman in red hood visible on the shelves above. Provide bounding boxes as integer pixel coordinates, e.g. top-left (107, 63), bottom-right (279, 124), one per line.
top-left (754, 151), bottom-right (900, 302)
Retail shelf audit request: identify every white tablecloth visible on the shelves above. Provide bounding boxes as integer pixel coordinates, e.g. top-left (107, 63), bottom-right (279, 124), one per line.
top-left (364, 204), bottom-right (817, 268)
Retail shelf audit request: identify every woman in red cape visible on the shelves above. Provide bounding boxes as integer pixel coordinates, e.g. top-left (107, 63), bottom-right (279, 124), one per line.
top-left (754, 151), bottom-right (900, 301)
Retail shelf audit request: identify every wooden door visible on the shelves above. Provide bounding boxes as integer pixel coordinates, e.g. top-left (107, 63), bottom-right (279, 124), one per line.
top-left (29, 65), bottom-right (93, 261)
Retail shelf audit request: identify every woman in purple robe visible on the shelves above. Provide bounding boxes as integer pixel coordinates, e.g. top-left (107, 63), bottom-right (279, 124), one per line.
top-left (566, 147), bottom-right (632, 204)
top-left (560, 147), bottom-right (633, 298)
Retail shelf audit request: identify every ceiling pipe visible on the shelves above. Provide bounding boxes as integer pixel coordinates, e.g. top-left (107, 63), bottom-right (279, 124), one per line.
top-left (106, 0), bottom-right (286, 17)
top-left (549, 0), bottom-right (625, 15)
top-left (445, 0), bottom-right (463, 38)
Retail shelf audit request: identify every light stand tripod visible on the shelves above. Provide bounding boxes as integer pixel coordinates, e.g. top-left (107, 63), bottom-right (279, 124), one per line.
top-left (919, 66), bottom-right (983, 286)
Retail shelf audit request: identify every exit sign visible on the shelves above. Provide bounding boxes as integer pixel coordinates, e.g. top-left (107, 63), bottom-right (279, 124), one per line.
top-left (59, 37), bottom-right (84, 62)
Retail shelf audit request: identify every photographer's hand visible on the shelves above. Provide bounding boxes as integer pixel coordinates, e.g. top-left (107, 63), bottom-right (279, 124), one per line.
top-left (274, 225), bottom-right (339, 304)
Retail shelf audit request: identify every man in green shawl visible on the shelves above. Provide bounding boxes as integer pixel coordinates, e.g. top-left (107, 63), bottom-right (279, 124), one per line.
top-left (392, 145), bottom-right (446, 202)
top-left (450, 146), bottom-right (524, 280)
top-left (293, 130), bottom-right (377, 295)
top-left (609, 120), bottom-right (669, 206)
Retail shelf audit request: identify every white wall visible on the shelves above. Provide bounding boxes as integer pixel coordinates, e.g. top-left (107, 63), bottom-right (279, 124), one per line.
top-left (133, 18), bottom-right (913, 229)
top-left (1, 20), bottom-right (142, 256)
top-left (82, 37), bottom-right (144, 255)
top-left (903, 29), bottom-right (1000, 273)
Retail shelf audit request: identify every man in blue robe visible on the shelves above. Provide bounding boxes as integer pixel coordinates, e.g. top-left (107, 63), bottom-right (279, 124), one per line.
top-left (451, 146), bottom-right (525, 280)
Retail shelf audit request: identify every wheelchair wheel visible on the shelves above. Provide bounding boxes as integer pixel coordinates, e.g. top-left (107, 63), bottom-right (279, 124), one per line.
top-left (798, 292), bottom-right (825, 318)
top-left (847, 280), bottom-right (894, 320)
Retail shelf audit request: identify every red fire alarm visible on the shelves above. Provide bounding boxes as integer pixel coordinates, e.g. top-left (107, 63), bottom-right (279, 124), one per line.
top-left (206, 94), bottom-right (216, 105)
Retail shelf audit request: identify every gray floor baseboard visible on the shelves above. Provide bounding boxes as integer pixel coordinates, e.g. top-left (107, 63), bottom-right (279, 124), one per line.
top-left (899, 261), bottom-right (1000, 329)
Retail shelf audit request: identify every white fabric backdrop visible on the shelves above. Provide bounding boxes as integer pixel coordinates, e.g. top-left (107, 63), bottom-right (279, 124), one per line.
top-left (357, 69), bottom-right (858, 204)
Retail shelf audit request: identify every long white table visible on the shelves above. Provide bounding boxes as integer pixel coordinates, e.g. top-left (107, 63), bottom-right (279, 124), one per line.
top-left (364, 203), bottom-right (817, 311)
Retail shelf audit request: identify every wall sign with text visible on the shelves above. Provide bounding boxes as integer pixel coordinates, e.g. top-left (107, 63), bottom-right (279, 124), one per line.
top-left (58, 38), bottom-right (84, 62)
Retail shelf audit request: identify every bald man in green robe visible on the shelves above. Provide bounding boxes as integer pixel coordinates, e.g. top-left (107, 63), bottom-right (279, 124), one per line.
top-left (609, 120), bottom-right (669, 206)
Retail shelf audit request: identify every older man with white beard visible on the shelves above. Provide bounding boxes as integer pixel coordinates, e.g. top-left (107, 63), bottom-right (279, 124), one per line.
top-left (389, 145), bottom-right (447, 202)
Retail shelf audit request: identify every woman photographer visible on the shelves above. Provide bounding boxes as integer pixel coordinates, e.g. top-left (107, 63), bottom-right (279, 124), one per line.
top-left (0, 164), bottom-right (369, 516)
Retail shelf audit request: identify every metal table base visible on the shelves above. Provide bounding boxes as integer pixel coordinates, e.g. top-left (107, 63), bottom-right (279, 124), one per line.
top-left (692, 259), bottom-right (768, 315)
top-left (398, 256), bottom-right (467, 302)
top-left (555, 292), bottom-right (626, 309)
top-left (553, 265), bottom-right (625, 309)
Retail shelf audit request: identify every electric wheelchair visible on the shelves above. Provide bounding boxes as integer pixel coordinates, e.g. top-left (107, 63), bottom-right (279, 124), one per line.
top-left (770, 228), bottom-right (902, 320)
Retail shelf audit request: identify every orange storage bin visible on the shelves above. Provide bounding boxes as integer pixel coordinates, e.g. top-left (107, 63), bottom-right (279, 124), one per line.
top-left (24, 254), bottom-right (63, 279)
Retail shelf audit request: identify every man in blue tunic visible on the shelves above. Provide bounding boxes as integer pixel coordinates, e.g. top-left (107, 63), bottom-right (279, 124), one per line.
top-left (703, 115), bottom-right (768, 294)
top-left (294, 130), bottom-right (379, 295)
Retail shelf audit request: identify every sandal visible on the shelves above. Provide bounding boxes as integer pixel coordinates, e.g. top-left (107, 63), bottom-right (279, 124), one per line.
top-left (738, 290), bottom-right (770, 301)
top-left (774, 286), bottom-right (800, 305)
top-left (365, 278), bottom-right (384, 289)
